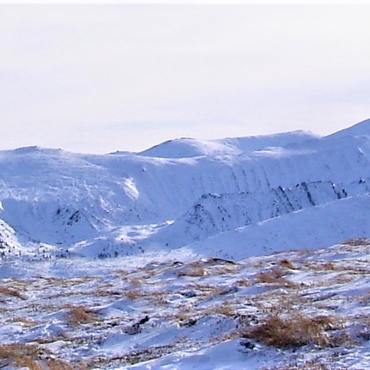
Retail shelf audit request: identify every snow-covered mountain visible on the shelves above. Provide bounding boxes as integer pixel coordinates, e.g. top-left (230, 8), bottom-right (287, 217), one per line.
top-left (1, 119), bottom-right (370, 259)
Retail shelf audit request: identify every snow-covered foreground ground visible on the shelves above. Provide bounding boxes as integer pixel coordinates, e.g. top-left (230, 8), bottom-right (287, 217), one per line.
top-left (1, 239), bottom-right (370, 369)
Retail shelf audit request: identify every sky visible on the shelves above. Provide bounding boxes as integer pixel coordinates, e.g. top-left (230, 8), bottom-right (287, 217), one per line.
top-left (1, 3), bottom-right (370, 153)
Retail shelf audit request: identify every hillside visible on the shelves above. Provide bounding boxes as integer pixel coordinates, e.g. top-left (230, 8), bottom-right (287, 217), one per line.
top-left (0, 122), bottom-right (369, 259)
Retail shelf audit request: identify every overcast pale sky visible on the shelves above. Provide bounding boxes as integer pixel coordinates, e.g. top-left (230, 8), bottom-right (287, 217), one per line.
top-left (1, 3), bottom-right (370, 153)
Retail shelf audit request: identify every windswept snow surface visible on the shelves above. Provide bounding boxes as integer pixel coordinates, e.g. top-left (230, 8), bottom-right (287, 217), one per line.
top-left (1, 242), bottom-right (370, 369)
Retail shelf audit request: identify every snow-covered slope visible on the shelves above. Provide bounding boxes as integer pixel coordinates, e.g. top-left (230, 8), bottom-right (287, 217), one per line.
top-left (326, 117), bottom-right (370, 139)
top-left (0, 120), bottom-right (369, 259)
top-left (150, 179), bottom-right (363, 249)
top-left (190, 194), bottom-right (370, 260)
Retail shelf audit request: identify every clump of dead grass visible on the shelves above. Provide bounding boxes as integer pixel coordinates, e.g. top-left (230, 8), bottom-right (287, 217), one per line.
top-left (128, 278), bottom-right (143, 287)
top-left (205, 301), bottom-right (236, 317)
top-left (243, 312), bottom-right (327, 349)
top-left (0, 285), bottom-right (26, 300)
top-left (279, 259), bottom-right (296, 270)
top-left (66, 305), bottom-right (100, 326)
top-left (312, 315), bottom-right (339, 331)
top-left (0, 343), bottom-right (46, 370)
top-left (256, 268), bottom-right (296, 287)
top-left (46, 358), bottom-right (86, 370)
top-left (236, 278), bottom-right (251, 287)
top-left (10, 316), bottom-right (37, 327)
top-left (0, 343), bottom-right (86, 370)
top-left (256, 268), bottom-right (284, 283)
top-left (177, 262), bottom-right (206, 278)
top-left (124, 289), bottom-right (144, 300)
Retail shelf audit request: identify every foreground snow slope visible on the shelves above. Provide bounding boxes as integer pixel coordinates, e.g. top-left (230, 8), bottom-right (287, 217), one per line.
top-left (0, 119), bottom-right (369, 258)
top-left (1, 241), bottom-right (370, 369)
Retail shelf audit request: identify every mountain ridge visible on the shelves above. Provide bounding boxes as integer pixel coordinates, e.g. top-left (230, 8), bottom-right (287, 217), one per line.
top-left (138, 130), bottom-right (319, 159)
top-left (325, 117), bottom-right (370, 139)
top-left (0, 121), bottom-right (369, 260)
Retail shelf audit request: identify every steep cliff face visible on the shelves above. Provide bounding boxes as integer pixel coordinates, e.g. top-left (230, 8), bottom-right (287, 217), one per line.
top-left (0, 120), bottom-right (369, 259)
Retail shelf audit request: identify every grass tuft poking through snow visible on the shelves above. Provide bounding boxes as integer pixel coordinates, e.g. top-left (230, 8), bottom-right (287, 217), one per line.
top-left (66, 305), bottom-right (101, 326)
top-left (243, 312), bottom-right (326, 348)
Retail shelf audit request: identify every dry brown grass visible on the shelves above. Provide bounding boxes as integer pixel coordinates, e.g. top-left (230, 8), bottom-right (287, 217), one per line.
top-left (38, 276), bottom-right (96, 288)
top-left (236, 278), bottom-right (251, 287)
top-left (0, 285), bottom-right (25, 300)
top-left (0, 343), bottom-right (46, 370)
top-left (256, 268), bottom-right (284, 283)
top-left (342, 238), bottom-right (370, 246)
top-left (332, 274), bottom-right (355, 285)
top-left (66, 305), bottom-right (100, 326)
top-left (279, 258), bottom-right (296, 270)
top-left (321, 261), bottom-right (336, 270)
top-left (256, 268), bottom-right (296, 288)
top-left (207, 265), bottom-right (239, 275)
top-left (262, 361), bottom-right (332, 370)
top-left (175, 312), bottom-right (190, 321)
top-left (124, 289), bottom-right (144, 300)
top-left (33, 332), bottom-right (69, 345)
top-left (10, 316), bottom-right (37, 327)
top-left (113, 268), bottom-right (129, 275)
top-left (189, 283), bottom-right (220, 293)
top-left (15, 357), bottom-right (42, 370)
top-left (243, 312), bottom-right (327, 348)
top-left (97, 289), bottom-right (122, 297)
top-left (0, 343), bottom-right (86, 370)
top-left (312, 315), bottom-right (340, 331)
top-left (356, 291), bottom-right (370, 306)
top-left (205, 302), bottom-right (236, 317)
top-left (149, 291), bottom-right (169, 307)
top-left (128, 278), bottom-right (143, 287)
top-left (177, 263), bottom-right (206, 278)
top-left (9, 278), bottom-right (30, 289)
top-left (252, 260), bottom-right (264, 268)
top-left (46, 358), bottom-right (84, 370)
